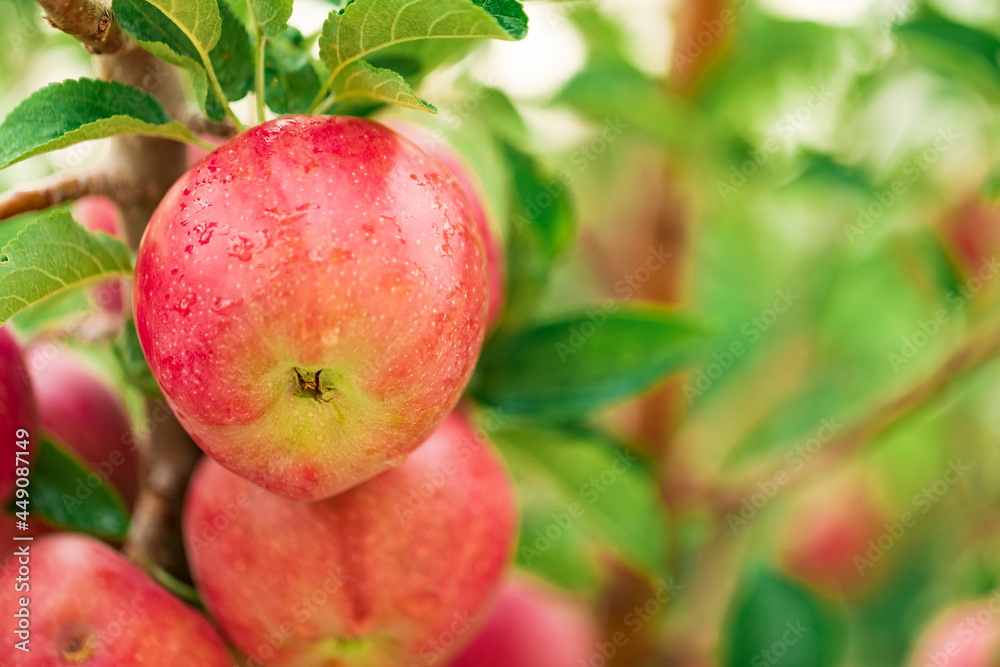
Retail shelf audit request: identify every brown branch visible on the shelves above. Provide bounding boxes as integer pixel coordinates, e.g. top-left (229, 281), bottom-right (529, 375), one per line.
top-left (86, 44), bottom-right (200, 578)
top-left (123, 399), bottom-right (202, 579)
top-left (36, 0), bottom-right (127, 55)
top-left (0, 170), bottom-right (116, 221)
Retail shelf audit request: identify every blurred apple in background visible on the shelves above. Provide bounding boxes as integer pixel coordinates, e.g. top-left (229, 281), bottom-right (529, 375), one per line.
top-left (25, 343), bottom-right (139, 507)
top-left (0, 326), bottom-right (36, 502)
top-left (73, 196), bottom-right (125, 316)
top-left (777, 471), bottom-right (895, 598)
top-left (907, 599), bottom-right (1000, 667)
top-left (0, 533), bottom-right (235, 665)
top-left (450, 577), bottom-right (599, 667)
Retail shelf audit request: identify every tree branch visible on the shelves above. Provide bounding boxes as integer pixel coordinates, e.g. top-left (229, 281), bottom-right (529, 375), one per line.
top-left (88, 46), bottom-right (201, 579)
top-left (123, 399), bottom-right (202, 579)
top-left (36, 0), bottom-right (127, 55)
top-left (0, 169), bottom-right (116, 221)
top-left (710, 316), bottom-right (1000, 513)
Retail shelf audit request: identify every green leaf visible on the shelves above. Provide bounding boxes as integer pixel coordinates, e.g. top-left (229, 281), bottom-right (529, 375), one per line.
top-left (144, 0), bottom-right (222, 53)
top-left (249, 0), bottom-right (293, 36)
top-left (494, 422), bottom-right (669, 578)
top-left (895, 14), bottom-right (1000, 95)
top-left (0, 79), bottom-right (197, 170)
top-left (473, 304), bottom-right (706, 419)
top-left (514, 478), bottom-right (602, 592)
top-left (0, 209), bottom-right (132, 325)
top-left (365, 38), bottom-right (477, 88)
top-left (31, 438), bottom-right (130, 540)
top-left (333, 61), bottom-right (436, 112)
top-left (114, 0), bottom-right (252, 121)
top-left (725, 569), bottom-right (846, 667)
top-left (501, 144), bottom-right (575, 323)
top-left (114, 319), bottom-right (164, 399)
top-left (206, 0), bottom-right (255, 119)
top-left (556, 58), bottom-right (692, 148)
top-left (265, 28), bottom-right (323, 115)
top-left (114, 0), bottom-right (204, 69)
top-left (316, 0), bottom-right (527, 108)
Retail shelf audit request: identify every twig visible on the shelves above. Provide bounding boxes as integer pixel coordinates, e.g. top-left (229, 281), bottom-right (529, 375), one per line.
top-left (36, 0), bottom-right (127, 54)
top-left (0, 169), bottom-right (115, 221)
top-left (123, 399), bottom-right (202, 580)
top-left (710, 316), bottom-right (1000, 512)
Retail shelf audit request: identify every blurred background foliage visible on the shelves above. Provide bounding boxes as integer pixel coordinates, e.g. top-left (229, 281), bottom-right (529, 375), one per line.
top-left (7, 0), bottom-right (1000, 663)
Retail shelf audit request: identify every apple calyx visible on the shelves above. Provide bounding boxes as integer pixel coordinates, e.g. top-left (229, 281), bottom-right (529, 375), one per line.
top-left (293, 367), bottom-right (345, 404)
top-left (59, 626), bottom-right (97, 661)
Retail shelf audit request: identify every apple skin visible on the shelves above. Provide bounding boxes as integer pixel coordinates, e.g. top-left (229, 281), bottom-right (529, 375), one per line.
top-left (184, 411), bottom-right (515, 667)
top-left (0, 326), bottom-right (37, 502)
top-left (134, 116), bottom-right (488, 501)
top-left (385, 121), bottom-right (505, 328)
top-left (25, 343), bottom-right (139, 507)
top-left (0, 533), bottom-right (235, 666)
top-left (74, 196), bottom-right (125, 315)
top-left (449, 578), bottom-right (598, 667)
top-left (777, 473), bottom-right (893, 598)
top-left (907, 600), bottom-right (1000, 667)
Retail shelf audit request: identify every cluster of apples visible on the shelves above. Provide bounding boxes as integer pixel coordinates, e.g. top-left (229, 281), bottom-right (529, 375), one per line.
top-left (0, 117), bottom-right (602, 666)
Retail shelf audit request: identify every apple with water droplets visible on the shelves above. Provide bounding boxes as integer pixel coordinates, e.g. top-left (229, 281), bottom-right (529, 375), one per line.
top-left (450, 578), bottom-right (598, 667)
top-left (0, 533), bottom-right (235, 666)
top-left (386, 120), bottom-right (506, 328)
top-left (184, 410), bottom-right (514, 667)
top-left (134, 116), bottom-right (488, 500)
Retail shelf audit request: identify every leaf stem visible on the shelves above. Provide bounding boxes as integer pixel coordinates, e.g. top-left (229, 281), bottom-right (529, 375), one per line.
top-left (307, 76), bottom-right (335, 115)
top-left (247, 0), bottom-right (267, 125)
top-left (255, 34), bottom-right (267, 124)
top-left (202, 55), bottom-right (246, 133)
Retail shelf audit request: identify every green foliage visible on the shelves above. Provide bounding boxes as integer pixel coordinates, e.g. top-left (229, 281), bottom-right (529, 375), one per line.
top-left (0, 79), bottom-right (197, 169)
top-left (264, 28), bottom-right (322, 115)
top-left (473, 304), bottom-right (705, 419)
top-left (724, 569), bottom-right (846, 667)
top-left (0, 209), bottom-right (132, 325)
top-left (31, 438), bottom-right (130, 540)
top-left (501, 143), bottom-right (575, 323)
top-left (247, 0), bottom-right (293, 37)
top-left (113, 0), bottom-right (253, 120)
top-left (493, 422), bottom-right (669, 581)
top-left (315, 0), bottom-right (526, 110)
top-left (113, 319), bottom-right (163, 399)
top-left (332, 61), bottom-right (437, 112)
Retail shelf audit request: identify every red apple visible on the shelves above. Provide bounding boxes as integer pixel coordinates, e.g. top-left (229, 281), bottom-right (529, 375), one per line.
top-left (184, 411), bottom-right (515, 667)
top-left (0, 533), bottom-right (235, 665)
top-left (0, 326), bottom-right (36, 502)
top-left (907, 600), bottom-right (1000, 667)
top-left (385, 120), bottom-right (505, 328)
top-left (777, 472), bottom-right (893, 598)
top-left (135, 116), bottom-right (488, 501)
top-left (74, 196), bottom-right (125, 315)
top-left (450, 578), bottom-right (598, 667)
top-left (25, 343), bottom-right (139, 507)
